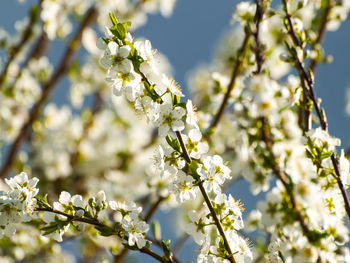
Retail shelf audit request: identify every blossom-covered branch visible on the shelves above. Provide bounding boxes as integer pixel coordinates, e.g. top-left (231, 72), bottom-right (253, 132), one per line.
top-left (0, 7), bottom-right (97, 179)
top-left (282, 0), bottom-right (350, 221)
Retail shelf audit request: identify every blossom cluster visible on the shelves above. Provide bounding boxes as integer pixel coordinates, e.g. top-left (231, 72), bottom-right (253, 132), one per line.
top-left (1, 172), bottom-right (150, 254)
top-left (97, 13), bottom-right (253, 262)
top-left (187, 1), bottom-right (350, 262)
top-left (0, 173), bottom-right (38, 238)
top-left (0, 0), bottom-right (350, 262)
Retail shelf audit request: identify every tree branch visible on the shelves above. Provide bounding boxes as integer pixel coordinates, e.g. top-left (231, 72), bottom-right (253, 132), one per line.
top-left (0, 0), bottom-right (43, 89)
top-left (35, 206), bottom-right (172, 263)
top-left (260, 117), bottom-right (319, 244)
top-left (252, 0), bottom-right (265, 75)
top-left (113, 195), bottom-right (166, 263)
top-left (282, 0), bottom-right (350, 221)
top-left (308, 1), bottom-right (333, 73)
top-left (175, 131), bottom-right (237, 263)
top-left (207, 31), bottom-right (251, 134)
top-left (0, 7), bottom-right (98, 179)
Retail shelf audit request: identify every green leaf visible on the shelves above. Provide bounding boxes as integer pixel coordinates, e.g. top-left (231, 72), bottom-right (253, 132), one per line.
top-left (305, 149), bottom-right (314, 160)
top-left (189, 161), bottom-right (200, 180)
top-left (307, 229), bottom-right (328, 245)
top-left (110, 22), bottom-right (131, 40)
top-left (109, 13), bottom-right (119, 26)
top-left (172, 94), bottom-right (180, 106)
top-left (122, 243), bottom-right (139, 250)
top-left (41, 220), bottom-right (68, 236)
top-left (166, 135), bottom-right (174, 147)
top-left (88, 197), bottom-right (96, 208)
top-left (152, 220), bottom-right (162, 241)
top-left (161, 240), bottom-right (171, 259)
top-left (68, 60), bottom-right (80, 77)
top-left (320, 151), bottom-right (333, 160)
top-left (165, 135), bottom-right (181, 152)
top-left (117, 23), bottom-right (126, 39)
top-left (176, 102), bottom-right (187, 109)
top-left (95, 225), bottom-right (115, 237)
top-left (35, 195), bottom-right (50, 208)
top-left (143, 81), bottom-right (158, 101)
top-left (30, 5), bottom-right (40, 21)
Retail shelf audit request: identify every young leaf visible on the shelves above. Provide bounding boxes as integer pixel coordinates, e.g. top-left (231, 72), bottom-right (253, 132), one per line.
top-left (109, 13), bottom-right (119, 26)
top-left (95, 225), bottom-right (115, 237)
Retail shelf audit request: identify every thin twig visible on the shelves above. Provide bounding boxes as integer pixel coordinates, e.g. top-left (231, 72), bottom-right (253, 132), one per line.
top-left (282, 0), bottom-right (350, 221)
top-left (114, 195), bottom-right (166, 263)
top-left (175, 131), bottom-right (237, 263)
top-left (260, 118), bottom-right (317, 244)
top-left (308, 1), bottom-right (333, 73)
top-left (207, 31), bottom-right (251, 134)
top-left (172, 176), bottom-right (243, 254)
top-left (300, 1), bottom-right (333, 132)
top-left (35, 206), bottom-right (172, 263)
top-left (0, 7), bottom-right (98, 179)
top-left (144, 196), bottom-right (165, 222)
top-left (253, 0), bottom-right (265, 75)
top-left (35, 207), bottom-right (116, 229)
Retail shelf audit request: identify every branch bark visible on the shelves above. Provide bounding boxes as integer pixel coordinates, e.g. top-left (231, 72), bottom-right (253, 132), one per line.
top-left (35, 206), bottom-right (171, 263)
top-left (282, 0), bottom-right (350, 221)
top-left (207, 31), bottom-right (251, 134)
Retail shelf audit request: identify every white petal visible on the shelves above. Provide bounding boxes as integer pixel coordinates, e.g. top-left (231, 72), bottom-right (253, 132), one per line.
top-left (172, 107), bottom-right (186, 118)
top-left (71, 195), bottom-right (84, 208)
top-left (59, 191), bottom-right (71, 204)
top-left (108, 41), bottom-right (118, 55)
top-left (188, 129), bottom-right (202, 142)
top-left (171, 120), bottom-right (185, 132)
top-left (158, 125), bottom-right (170, 137)
top-left (100, 56), bottom-right (112, 69)
top-left (109, 201), bottom-right (117, 210)
top-left (118, 45), bottom-right (131, 58)
top-left (96, 38), bottom-right (107, 50)
top-left (96, 190), bottom-right (106, 202)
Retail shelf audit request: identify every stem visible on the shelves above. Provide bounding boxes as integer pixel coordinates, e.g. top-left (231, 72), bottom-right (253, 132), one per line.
top-left (176, 131), bottom-right (192, 163)
top-left (331, 155), bottom-right (350, 218)
top-left (253, 0), bottom-right (265, 75)
top-left (207, 31), bottom-right (251, 134)
top-left (0, 0), bottom-right (43, 89)
top-left (139, 247), bottom-right (171, 263)
top-left (0, 7), bottom-right (98, 179)
top-left (308, 1), bottom-right (333, 73)
top-left (35, 207), bottom-right (114, 229)
top-left (175, 131), bottom-right (236, 263)
top-left (144, 196), bottom-right (165, 222)
top-left (172, 176), bottom-right (243, 254)
top-left (114, 196), bottom-right (166, 263)
top-left (198, 183), bottom-right (236, 262)
top-left (120, 32), bottom-right (238, 261)
top-left (260, 118), bottom-right (315, 243)
top-left (282, 0), bottom-right (350, 221)
top-left (35, 206), bottom-right (171, 263)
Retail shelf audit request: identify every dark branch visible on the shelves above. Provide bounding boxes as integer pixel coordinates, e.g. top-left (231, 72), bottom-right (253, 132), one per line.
top-left (207, 31), bottom-right (251, 134)
top-left (282, 0), bottom-right (350, 221)
top-left (175, 131), bottom-right (237, 263)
